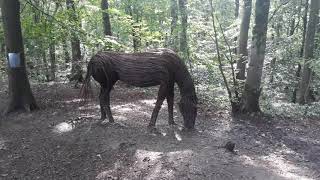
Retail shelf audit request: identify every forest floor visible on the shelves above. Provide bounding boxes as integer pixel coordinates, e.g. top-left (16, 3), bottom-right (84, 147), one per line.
top-left (0, 80), bottom-right (320, 180)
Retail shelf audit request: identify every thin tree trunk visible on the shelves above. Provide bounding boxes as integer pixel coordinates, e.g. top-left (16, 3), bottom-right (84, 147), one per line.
top-left (297, 0), bottom-right (320, 104)
top-left (1, 43), bottom-right (5, 55)
top-left (178, 0), bottom-right (188, 60)
top-left (132, 19), bottom-right (141, 52)
top-left (293, 0), bottom-right (309, 103)
top-left (42, 50), bottom-right (49, 82)
top-left (126, 4), bottom-right (141, 52)
top-left (32, 0), bottom-right (41, 80)
top-left (48, 2), bottom-right (58, 81)
top-left (209, 0), bottom-right (234, 110)
top-left (241, 0), bottom-right (270, 112)
top-left (234, 0), bottom-right (240, 54)
top-left (1, 0), bottom-right (38, 113)
top-left (235, 0), bottom-right (240, 18)
top-left (170, 0), bottom-right (179, 51)
top-left (270, 21), bottom-right (283, 84)
top-left (66, 0), bottom-right (83, 83)
top-left (236, 0), bottom-right (252, 80)
top-left (101, 0), bottom-right (112, 36)
top-left (62, 39), bottom-right (71, 68)
top-left (49, 43), bottom-right (56, 81)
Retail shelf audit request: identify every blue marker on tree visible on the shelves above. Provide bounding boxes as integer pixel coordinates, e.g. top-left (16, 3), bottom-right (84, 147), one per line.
top-left (8, 53), bottom-right (21, 68)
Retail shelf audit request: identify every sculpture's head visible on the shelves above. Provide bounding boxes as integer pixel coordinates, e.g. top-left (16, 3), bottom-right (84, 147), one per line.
top-left (178, 96), bottom-right (197, 130)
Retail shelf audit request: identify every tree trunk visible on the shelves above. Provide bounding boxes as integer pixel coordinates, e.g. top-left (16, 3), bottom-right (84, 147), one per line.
top-left (269, 21), bottom-right (283, 84)
top-left (1, 0), bottom-right (38, 113)
top-left (241, 0), bottom-right (270, 112)
top-left (62, 39), bottom-right (71, 68)
top-left (236, 0), bottom-right (252, 80)
top-left (0, 43), bottom-right (4, 55)
top-left (297, 0), bottom-right (320, 104)
top-left (233, 0), bottom-right (240, 54)
top-left (235, 0), bottom-right (240, 18)
top-left (125, 4), bottom-right (141, 52)
top-left (101, 0), bottom-right (112, 36)
top-left (49, 43), bottom-right (56, 81)
top-left (132, 19), bottom-right (141, 52)
top-left (32, 0), bottom-right (41, 80)
top-left (170, 0), bottom-right (179, 51)
top-left (42, 50), bottom-right (50, 82)
top-left (66, 0), bottom-right (83, 83)
top-left (178, 0), bottom-right (188, 60)
top-left (293, 0), bottom-right (309, 103)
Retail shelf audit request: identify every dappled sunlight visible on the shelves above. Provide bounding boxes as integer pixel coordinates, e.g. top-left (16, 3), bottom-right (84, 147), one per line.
top-left (113, 103), bottom-right (141, 112)
top-left (139, 99), bottom-right (156, 106)
top-left (296, 136), bottom-right (320, 145)
top-left (113, 103), bottom-right (152, 119)
top-left (240, 147), bottom-right (315, 180)
top-left (113, 115), bottom-right (128, 121)
top-left (0, 137), bottom-right (7, 150)
top-left (167, 149), bottom-right (193, 161)
top-left (265, 101), bottom-right (320, 118)
top-left (97, 149), bottom-right (194, 179)
top-left (135, 149), bottom-right (163, 162)
top-left (78, 101), bottom-right (154, 123)
top-left (115, 107), bottom-right (132, 113)
top-left (262, 153), bottom-right (312, 180)
top-left (53, 122), bottom-right (74, 134)
top-left (174, 130), bottom-right (182, 141)
top-left (78, 104), bottom-right (100, 111)
top-left (78, 114), bottom-right (96, 119)
top-left (57, 98), bottom-right (82, 104)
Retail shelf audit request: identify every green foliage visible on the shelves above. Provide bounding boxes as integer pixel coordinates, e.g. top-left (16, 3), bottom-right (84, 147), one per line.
top-left (0, 0), bottom-right (319, 117)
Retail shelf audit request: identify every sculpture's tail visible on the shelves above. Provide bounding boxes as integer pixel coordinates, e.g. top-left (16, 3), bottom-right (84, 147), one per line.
top-left (79, 61), bottom-right (93, 104)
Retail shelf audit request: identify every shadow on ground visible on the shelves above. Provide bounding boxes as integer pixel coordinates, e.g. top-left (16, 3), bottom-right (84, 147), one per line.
top-left (0, 82), bottom-right (319, 179)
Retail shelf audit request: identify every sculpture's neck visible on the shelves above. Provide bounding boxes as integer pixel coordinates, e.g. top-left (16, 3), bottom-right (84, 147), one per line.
top-left (175, 65), bottom-right (197, 103)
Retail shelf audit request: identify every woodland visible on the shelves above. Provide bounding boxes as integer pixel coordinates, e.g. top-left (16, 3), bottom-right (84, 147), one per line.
top-left (0, 0), bottom-right (319, 179)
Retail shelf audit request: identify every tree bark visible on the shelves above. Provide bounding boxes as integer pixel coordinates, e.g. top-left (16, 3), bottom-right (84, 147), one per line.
top-left (0, 43), bottom-right (4, 55)
top-left (170, 0), bottom-right (179, 51)
top-left (62, 39), bottom-right (71, 68)
top-left (241, 0), bottom-right (270, 112)
top-left (1, 0), bottom-right (38, 113)
top-left (66, 0), bottom-right (83, 83)
top-left (178, 0), bottom-right (188, 60)
top-left (233, 0), bottom-right (240, 54)
top-left (101, 0), bottom-right (112, 36)
top-left (49, 43), bottom-right (56, 81)
top-left (42, 50), bottom-right (50, 82)
top-left (235, 0), bottom-right (240, 18)
top-left (236, 0), bottom-right (252, 80)
top-left (297, 0), bottom-right (320, 104)
top-left (293, 0), bottom-right (309, 103)
top-left (125, 4), bottom-right (141, 52)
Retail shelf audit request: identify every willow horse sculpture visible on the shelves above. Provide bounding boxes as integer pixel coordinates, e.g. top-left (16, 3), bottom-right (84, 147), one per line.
top-left (81, 49), bottom-right (198, 129)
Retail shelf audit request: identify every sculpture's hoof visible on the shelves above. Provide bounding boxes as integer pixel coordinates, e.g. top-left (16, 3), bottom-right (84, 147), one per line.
top-left (98, 120), bottom-right (109, 126)
top-left (147, 126), bottom-right (161, 135)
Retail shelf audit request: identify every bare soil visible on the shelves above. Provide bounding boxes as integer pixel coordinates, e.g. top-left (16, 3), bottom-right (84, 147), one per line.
top-left (0, 81), bottom-right (319, 180)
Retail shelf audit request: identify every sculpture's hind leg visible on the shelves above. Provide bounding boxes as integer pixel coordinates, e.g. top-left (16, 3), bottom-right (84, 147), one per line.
top-left (167, 82), bottom-right (175, 125)
top-left (99, 87), bottom-right (107, 120)
top-left (148, 83), bottom-right (167, 127)
top-left (99, 86), bottom-right (114, 123)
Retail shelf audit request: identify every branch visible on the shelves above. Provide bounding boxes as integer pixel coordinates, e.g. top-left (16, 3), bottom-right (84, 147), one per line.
top-left (208, 0), bottom-right (233, 102)
top-left (23, 0), bottom-right (123, 47)
top-left (268, 0), bottom-right (291, 22)
top-left (216, 18), bottom-right (239, 99)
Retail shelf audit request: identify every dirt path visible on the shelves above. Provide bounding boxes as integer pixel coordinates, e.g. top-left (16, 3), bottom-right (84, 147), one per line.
top-left (0, 82), bottom-right (319, 179)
